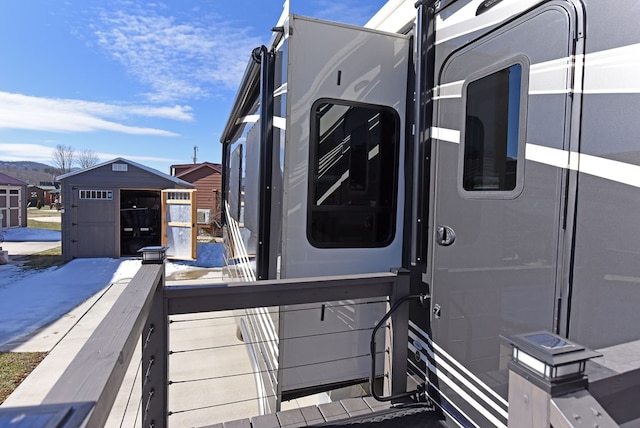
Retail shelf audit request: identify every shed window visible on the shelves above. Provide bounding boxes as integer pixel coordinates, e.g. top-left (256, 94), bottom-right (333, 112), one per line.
top-left (462, 63), bottom-right (523, 193)
top-left (79, 190), bottom-right (113, 200)
top-left (308, 99), bottom-right (399, 248)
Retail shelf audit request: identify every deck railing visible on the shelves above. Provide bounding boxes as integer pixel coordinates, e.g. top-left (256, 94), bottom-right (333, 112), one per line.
top-left (1, 258), bottom-right (619, 427)
top-left (12, 261), bottom-right (411, 427)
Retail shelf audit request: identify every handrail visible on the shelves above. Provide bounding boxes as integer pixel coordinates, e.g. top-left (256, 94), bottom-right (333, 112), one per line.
top-left (5, 266), bottom-right (409, 427)
top-left (370, 293), bottom-right (428, 402)
top-left (41, 263), bottom-right (164, 427)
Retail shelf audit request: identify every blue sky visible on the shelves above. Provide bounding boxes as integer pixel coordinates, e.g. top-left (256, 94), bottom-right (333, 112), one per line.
top-left (0, 0), bottom-right (387, 174)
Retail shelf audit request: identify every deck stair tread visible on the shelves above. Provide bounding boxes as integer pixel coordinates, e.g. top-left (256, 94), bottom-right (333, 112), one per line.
top-left (204, 397), bottom-right (445, 428)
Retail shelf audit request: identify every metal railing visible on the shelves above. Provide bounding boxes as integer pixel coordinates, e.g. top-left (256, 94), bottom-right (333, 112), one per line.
top-left (15, 261), bottom-right (412, 427)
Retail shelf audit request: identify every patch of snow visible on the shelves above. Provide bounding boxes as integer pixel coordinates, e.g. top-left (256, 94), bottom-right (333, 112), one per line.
top-left (0, 243), bottom-right (224, 347)
top-left (3, 227), bottom-right (61, 242)
top-left (0, 258), bottom-right (141, 347)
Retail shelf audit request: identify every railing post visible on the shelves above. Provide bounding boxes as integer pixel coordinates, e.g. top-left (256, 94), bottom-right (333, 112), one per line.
top-left (140, 247), bottom-right (168, 428)
top-left (505, 332), bottom-right (615, 428)
top-left (387, 268), bottom-right (411, 403)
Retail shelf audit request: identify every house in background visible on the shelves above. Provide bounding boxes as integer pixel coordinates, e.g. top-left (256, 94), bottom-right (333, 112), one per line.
top-left (58, 158), bottom-right (195, 261)
top-left (27, 184), bottom-right (60, 208)
top-left (0, 172), bottom-right (28, 229)
top-left (170, 162), bottom-right (222, 237)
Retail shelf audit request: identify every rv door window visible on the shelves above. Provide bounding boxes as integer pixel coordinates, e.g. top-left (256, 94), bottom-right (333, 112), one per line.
top-left (308, 100), bottom-right (399, 248)
top-left (462, 63), bottom-right (525, 195)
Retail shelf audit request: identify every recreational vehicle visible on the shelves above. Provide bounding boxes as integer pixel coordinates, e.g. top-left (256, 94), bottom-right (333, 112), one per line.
top-left (221, 0), bottom-right (640, 426)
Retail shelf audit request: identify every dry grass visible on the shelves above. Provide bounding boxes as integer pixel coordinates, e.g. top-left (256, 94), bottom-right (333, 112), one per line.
top-left (0, 352), bottom-right (47, 404)
top-left (26, 207), bottom-right (61, 218)
top-left (20, 246), bottom-right (64, 270)
top-left (27, 208), bottom-right (61, 231)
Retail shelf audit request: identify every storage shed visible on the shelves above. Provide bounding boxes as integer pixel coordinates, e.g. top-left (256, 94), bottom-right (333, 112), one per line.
top-left (57, 158), bottom-right (195, 261)
top-left (170, 162), bottom-right (222, 236)
top-left (0, 172), bottom-right (28, 229)
top-left (27, 184), bottom-right (59, 208)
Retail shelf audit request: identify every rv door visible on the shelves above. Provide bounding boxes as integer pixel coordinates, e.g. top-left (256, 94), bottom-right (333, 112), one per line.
top-left (161, 189), bottom-right (197, 260)
top-left (426, 3), bottom-right (582, 427)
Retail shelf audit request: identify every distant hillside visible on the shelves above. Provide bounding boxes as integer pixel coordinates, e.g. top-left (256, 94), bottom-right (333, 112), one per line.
top-left (0, 161), bottom-right (59, 185)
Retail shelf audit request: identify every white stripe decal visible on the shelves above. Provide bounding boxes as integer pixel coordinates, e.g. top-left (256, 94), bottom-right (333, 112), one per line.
top-left (415, 349), bottom-right (507, 427)
top-left (584, 43), bottom-right (640, 94)
top-left (578, 154), bottom-right (640, 188)
top-left (236, 114), bottom-right (259, 125)
top-left (273, 82), bottom-right (287, 97)
top-left (408, 333), bottom-right (509, 421)
top-left (529, 57), bottom-right (571, 95)
top-left (435, 57), bottom-right (572, 99)
top-left (410, 321), bottom-right (508, 408)
top-left (436, 44), bottom-right (640, 97)
top-left (273, 116), bottom-right (286, 130)
top-left (435, 81), bottom-right (464, 100)
top-left (525, 144), bottom-right (569, 169)
top-left (430, 127), bottom-right (640, 189)
top-left (527, 146), bottom-right (640, 188)
top-left (431, 127), bottom-right (460, 144)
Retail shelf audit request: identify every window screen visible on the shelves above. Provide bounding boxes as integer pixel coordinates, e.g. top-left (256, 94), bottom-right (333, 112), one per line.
top-left (308, 100), bottom-right (399, 248)
top-left (463, 63), bottom-right (523, 192)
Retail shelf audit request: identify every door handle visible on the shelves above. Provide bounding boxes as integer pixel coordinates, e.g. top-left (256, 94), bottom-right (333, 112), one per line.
top-left (436, 225), bottom-right (456, 246)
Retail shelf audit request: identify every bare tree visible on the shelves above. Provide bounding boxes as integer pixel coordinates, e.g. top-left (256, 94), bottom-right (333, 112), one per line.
top-left (77, 149), bottom-right (99, 169)
top-left (52, 144), bottom-right (75, 175)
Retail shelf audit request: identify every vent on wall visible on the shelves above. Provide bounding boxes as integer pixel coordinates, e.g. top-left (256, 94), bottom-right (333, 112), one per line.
top-left (197, 209), bottom-right (212, 224)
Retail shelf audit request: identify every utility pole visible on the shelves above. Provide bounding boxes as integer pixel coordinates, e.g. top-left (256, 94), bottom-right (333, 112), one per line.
top-left (192, 146), bottom-right (198, 164)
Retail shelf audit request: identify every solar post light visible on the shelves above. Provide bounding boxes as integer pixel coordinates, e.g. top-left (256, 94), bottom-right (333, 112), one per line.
top-left (138, 246), bottom-right (168, 265)
top-left (506, 331), bottom-right (600, 397)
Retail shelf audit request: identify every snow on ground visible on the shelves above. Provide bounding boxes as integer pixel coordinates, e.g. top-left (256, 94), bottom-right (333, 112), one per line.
top-left (0, 258), bottom-right (139, 347)
top-left (0, 227), bottom-right (224, 347)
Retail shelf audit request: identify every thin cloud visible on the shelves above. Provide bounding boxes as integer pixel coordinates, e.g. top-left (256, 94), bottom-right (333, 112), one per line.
top-left (0, 143), bottom-right (178, 165)
top-left (0, 92), bottom-right (190, 136)
top-left (92, 5), bottom-right (262, 102)
top-left (0, 144), bottom-right (57, 164)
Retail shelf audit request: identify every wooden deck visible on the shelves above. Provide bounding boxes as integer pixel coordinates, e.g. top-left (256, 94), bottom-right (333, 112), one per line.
top-left (203, 397), bottom-right (443, 428)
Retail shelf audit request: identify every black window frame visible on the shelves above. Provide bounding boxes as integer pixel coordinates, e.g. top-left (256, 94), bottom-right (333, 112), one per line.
top-left (458, 56), bottom-right (529, 199)
top-left (307, 98), bottom-right (401, 249)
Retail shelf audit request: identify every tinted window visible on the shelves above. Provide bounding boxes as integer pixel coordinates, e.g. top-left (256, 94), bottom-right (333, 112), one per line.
top-left (309, 101), bottom-right (399, 247)
top-left (463, 63), bottom-right (522, 192)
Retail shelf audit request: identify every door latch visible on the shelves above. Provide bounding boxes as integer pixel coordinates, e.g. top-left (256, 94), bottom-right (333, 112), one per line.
top-left (433, 304), bottom-right (441, 319)
top-left (436, 225), bottom-right (456, 246)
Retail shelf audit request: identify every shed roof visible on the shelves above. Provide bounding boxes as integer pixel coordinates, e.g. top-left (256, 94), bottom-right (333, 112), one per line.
top-left (57, 157), bottom-right (194, 187)
top-left (0, 172), bottom-right (28, 186)
top-left (27, 185), bottom-right (57, 191)
top-left (172, 162), bottom-right (222, 179)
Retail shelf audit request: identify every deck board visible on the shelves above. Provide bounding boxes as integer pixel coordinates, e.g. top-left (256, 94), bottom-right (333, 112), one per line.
top-left (251, 413), bottom-right (280, 428)
top-left (201, 398), bottom-right (440, 428)
top-left (299, 405), bottom-right (325, 425)
top-left (317, 401), bottom-right (349, 421)
top-left (276, 407), bottom-right (308, 427)
top-left (223, 418), bottom-right (252, 428)
top-left (341, 397), bottom-right (374, 417)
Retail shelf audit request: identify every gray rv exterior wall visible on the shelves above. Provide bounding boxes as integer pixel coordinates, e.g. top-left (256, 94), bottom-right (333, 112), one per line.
top-left (59, 160), bottom-right (193, 261)
top-left (567, 0), bottom-right (640, 348)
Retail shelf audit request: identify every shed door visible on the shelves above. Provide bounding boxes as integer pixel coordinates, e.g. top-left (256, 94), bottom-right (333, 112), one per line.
top-left (161, 189), bottom-right (197, 260)
top-left (428, 3), bottom-right (578, 426)
top-left (0, 187), bottom-right (22, 228)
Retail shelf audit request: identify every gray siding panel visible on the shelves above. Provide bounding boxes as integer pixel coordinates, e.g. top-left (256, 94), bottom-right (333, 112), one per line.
top-left (583, 1), bottom-right (640, 54)
top-left (570, 173), bottom-right (640, 348)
